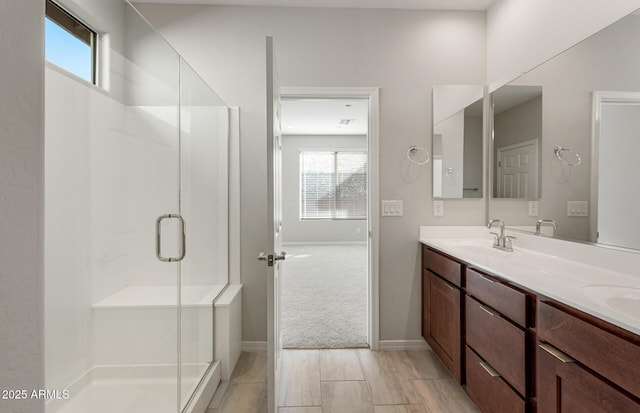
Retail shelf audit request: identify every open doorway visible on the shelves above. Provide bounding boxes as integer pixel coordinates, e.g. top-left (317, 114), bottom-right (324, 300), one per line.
top-left (280, 97), bottom-right (370, 349)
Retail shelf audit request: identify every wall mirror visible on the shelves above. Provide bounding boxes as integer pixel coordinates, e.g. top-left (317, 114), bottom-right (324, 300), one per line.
top-left (432, 85), bottom-right (484, 199)
top-left (488, 9), bottom-right (640, 252)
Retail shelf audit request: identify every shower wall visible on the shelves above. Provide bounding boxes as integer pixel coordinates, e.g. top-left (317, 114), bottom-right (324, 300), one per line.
top-left (44, 60), bottom-right (180, 391)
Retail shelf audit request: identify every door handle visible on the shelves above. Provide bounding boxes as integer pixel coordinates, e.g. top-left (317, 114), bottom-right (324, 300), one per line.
top-left (156, 214), bottom-right (186, 262)
top-left (258, 251), bottom-right (286, 267)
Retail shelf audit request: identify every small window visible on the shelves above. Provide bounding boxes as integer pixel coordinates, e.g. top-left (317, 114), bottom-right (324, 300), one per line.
top-left (45, 0), bottom-right (97, 84)
top-left (300, 150), bottom-right (368, 220)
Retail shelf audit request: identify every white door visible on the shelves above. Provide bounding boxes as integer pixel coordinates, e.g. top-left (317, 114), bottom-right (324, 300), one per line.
top-left (597, 101), bottom-right (640, 249)
top-left (263, 36), bottom-right (285, 413)
top-left (497, 139), bottom-right (538, 198)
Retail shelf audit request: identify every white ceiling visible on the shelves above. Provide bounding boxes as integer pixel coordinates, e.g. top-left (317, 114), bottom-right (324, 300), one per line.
top-left (133, 0), bottom-right (498, 11)
top-left (281, 98), bottom-right (369, 135)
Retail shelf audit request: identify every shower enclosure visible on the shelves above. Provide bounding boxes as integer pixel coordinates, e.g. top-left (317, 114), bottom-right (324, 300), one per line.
top-left (44, 2), bottom-right (228, 412)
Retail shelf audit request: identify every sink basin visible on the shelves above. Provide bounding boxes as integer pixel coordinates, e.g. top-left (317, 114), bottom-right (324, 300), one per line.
top-left (582, 285), bottom-right (640, 320)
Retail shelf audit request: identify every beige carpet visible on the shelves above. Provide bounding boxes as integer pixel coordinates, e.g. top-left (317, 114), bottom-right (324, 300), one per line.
top-left (281, 244), bottom-right (368, 349)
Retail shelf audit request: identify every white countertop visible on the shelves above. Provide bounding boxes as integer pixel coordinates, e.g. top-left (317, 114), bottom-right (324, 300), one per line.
top-left (419, 226), bottom-right (640, 336)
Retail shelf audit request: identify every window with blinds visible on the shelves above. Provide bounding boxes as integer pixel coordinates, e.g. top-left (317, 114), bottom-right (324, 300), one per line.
top-left (299, 151), bottom-right (368, 220)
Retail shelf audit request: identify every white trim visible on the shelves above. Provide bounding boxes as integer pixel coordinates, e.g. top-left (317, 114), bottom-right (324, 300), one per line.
top-left (378, 340), bottom-right (430, 350)
top-left (242, 341), bottom-right (268, 352)
top-left (280, 86), bottom-right (380, 352)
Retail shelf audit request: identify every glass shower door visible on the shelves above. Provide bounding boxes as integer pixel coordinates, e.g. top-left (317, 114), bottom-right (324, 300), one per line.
top-left (44, 2), bottom-right (182, 412)
top-left (91, 4), bottom-right (183, 413)
top-left (178, 58), bottom-right (229, 411)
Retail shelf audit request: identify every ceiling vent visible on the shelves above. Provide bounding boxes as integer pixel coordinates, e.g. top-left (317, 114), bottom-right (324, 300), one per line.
top-left (339, 119), bottom-right (357, 126)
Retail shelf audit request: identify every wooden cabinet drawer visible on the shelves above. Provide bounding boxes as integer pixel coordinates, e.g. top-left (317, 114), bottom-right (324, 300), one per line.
top-left (466, 268), bottom-right (529, 327)
top-left (422, 246), bottom-right (461, 287)
top-left (538, 300), bottom-right (640, 398)
top-left (466, 346), bottom-right (526, 413)
top-left (466, 295), bottom-right (527, 395)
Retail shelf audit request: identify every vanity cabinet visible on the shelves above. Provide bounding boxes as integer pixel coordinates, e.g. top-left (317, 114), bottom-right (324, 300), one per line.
top-left (537, 300), bottom-right (640, 413)
top-left (464, 268), bottom-right (534, 413)
top-left (420, 242), bottom-right (640, 413)
top-left (422, 246), bottom-right (463, 382)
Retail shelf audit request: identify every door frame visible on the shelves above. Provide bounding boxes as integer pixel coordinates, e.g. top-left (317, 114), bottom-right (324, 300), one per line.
top-left (591, 90), bottom-right (640, 244)
top-left (280, 86), bottom-right (380, 350)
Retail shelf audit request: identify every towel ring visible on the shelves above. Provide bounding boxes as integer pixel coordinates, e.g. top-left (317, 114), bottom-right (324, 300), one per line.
top-left (407, 145), bottom-right (430, 165)
top-left (554, 146), bottom-right (581, 167)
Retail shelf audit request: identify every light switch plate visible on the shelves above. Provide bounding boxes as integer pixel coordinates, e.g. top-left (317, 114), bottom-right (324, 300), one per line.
top-left (567, 201), bottom-right (588, 217)
top-left (381, 200), bottom-right (403, 217)
top-left (433, 200), bottom-right (444, 217)
top-left (528, 201), bottom-right (539, 217)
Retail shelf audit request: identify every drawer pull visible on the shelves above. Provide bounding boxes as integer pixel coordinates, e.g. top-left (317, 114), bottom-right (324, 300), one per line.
top-left (479, 304), bottom-right (496, 317)
top-left (479, 361), bottom-right (501, 377)
top-left (444, 282), bottom-right (456, 291)
top-left (539, 343), bottom-right (575, 364)
top-left (478, 273), bottom-right (496, 284)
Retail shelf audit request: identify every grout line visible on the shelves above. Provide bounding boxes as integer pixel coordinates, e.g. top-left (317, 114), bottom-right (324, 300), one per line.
top-left (320, 379), bottom-right (368, 382)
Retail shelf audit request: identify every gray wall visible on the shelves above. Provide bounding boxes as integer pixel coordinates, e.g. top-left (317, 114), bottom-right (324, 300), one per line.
top-left (135, 4), bottom-right (487, 343)
top-left (0, 1), bottom-right (45, 412)
top-left (282, 135), bottom-right (368, 244)
top-left (463, 114), bottom-right (483, 198)
top-left (487, 0), bottom-right (640, 89)
top-left (490, 15), bottom-right (640, 241)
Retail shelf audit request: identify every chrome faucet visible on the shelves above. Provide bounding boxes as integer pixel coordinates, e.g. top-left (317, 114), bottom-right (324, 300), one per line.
top-left (487, 219), bottom-right (514, 252)
top-left (535, 219), bottom-right (557, 236)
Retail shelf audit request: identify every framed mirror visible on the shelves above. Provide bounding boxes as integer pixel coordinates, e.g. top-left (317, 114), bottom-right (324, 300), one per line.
top-left (488, 9), bottom-right (640, 252)
top-left (432, 85), bottom-right (484, 199)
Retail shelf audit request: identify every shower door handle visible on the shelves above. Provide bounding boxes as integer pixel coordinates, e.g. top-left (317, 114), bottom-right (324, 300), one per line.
top-left (156, 214), bottom-right (186, 262)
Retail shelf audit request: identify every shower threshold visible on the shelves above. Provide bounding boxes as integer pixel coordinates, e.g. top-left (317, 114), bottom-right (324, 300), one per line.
top-left (46, 363), bottom-right (214, 413)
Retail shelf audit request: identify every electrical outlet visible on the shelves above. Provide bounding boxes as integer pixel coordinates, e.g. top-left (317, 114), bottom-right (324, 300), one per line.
top-left (567, 201), bottom-right (588, 217)
top-left (528, 201), bottom-right (539, 217)
top-left (433, 200), bottom-right (444, 217)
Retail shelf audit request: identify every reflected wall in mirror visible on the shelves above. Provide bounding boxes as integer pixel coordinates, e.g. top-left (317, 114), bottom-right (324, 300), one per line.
top-left (488, 9), bottom-right (640, 251)
top-left (492, 85), bottom-right (542, 199)
top-left (432, 85), bottom-right (483, 199)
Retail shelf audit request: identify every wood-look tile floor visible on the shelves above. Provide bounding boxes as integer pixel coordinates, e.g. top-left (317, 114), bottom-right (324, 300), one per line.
top-left (208, 349), bottom-right (479, 413)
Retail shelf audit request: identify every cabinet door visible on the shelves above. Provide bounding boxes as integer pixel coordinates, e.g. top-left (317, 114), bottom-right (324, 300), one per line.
top-left (537, 343), bottom-right (640, 413)
top-left (429, 271), bottom-right (462, 382)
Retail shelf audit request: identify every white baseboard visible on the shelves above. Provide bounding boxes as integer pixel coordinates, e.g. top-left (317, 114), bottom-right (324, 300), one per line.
top-left (241, 341), bottom-right (268, 352)
top-left (240, 340), bottom-right (427, 351)
top-left (282, 241), bottom-right (367, 246)
top-left (378, 340), bottom-right (430, 350)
